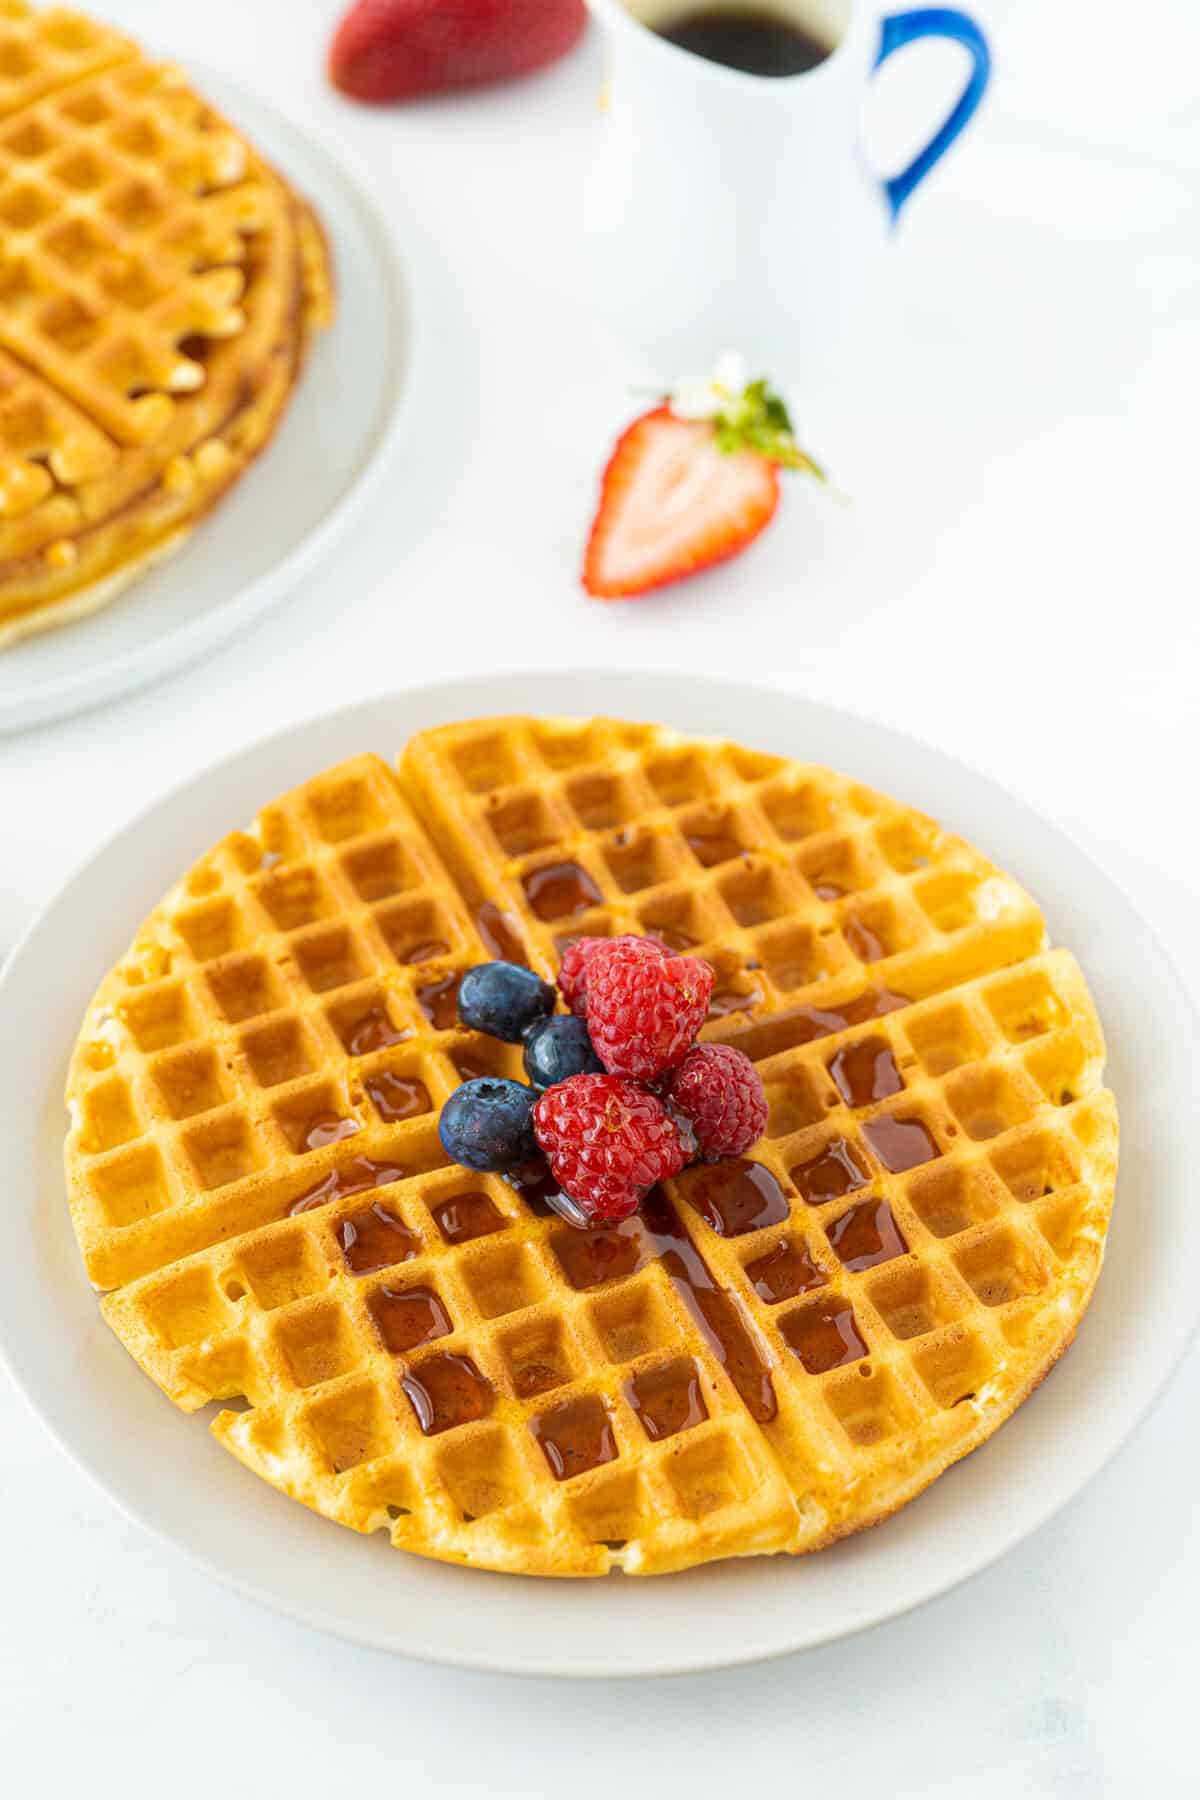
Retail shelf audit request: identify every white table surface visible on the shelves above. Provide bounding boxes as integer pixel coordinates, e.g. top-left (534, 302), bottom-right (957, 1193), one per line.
top-left (1, 0), bottom-right (1197, 1790)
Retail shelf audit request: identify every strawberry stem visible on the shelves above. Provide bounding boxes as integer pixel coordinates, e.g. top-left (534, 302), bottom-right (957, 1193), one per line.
top-left (709, 378), bottom-right (826, 479)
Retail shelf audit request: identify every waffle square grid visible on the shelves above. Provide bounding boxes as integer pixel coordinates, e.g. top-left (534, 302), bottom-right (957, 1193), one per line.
top-left (67, 721), bottom-right (1118, 1577)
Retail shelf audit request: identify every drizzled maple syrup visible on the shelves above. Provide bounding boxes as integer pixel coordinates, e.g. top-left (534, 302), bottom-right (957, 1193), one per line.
top-left (681, 1158), bottom-right (790, 1237)
top-left (720, 986), bottom-right (910, 1061)
top-left (861, 1114), bottom-right (941, 1174)
top-left (337, 1201), bottom-right (421, 1273)
top-left (708, 981), bottom-right (764, 1018)
top-left (512, 1360), bottom-right (564, 1400)
top-left (507, 1159), bottom-right (567, 1218)
top-left (827, 1036), bottom-right (904, 1108)
top-left (400, 1351), bottom-right (493, 1435)
top-left (452, 1049), bottom-right (504, 1084)
top-left (625, 1357), bottom-right (708, 1442)
top-left (415, 970), bottom-right (462, 1030)
top-left (844, 915), bottom-right (888, 963)
top-left (342, 1004), bottom-right (411, 1055)
top-left (685, 826), bottom-right (746, 867)
top-left (790, 1134), bottom-right (872, 1205)
top-left (289, 1153), bottom-right (410, 1216)
top-left (780, 1296), bottom-right (868, 1374)
top-left (808, 990), bottom-right (910, 1039)
top-left (551, 1217), bottom-right (645, 1290)
top-left (369, 1284), bottom-right (452, 1354)
top-left (522, 860), bottom-right (602, 922)
top-left (530, 1394), bottom-right (617, 1480)
top-left (826, 1198), bottom-right (908, 1272)
top-left (431, 1190), bottom-right (508, 1244)
top-left (641, 1187), bottom-right (777, 1423)
top-left (394, 936), bottom-right (451, 967)
top-left (647, 922), bottom-right (698, 952)
top-left (364, 1070), bottom-right (430, 1124)
top-left (301, 1111), bottom-right (361, 1152)
top-left (475, 899), bottom-right (529, 966)
top-left (548, 1189), bottom-right (778, 1423)
top-left (744, 1237), bottom-right (827, 1305)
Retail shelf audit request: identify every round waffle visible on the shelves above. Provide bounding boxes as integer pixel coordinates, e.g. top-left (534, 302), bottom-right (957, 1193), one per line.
top-left (0, 3), bottom-right (333, 647)
top-left (65, 719), bottom-right (1118, 1577)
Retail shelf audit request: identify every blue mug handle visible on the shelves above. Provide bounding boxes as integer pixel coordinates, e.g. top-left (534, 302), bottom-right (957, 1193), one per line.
top-left (874, 9), bottom-right (992, 222)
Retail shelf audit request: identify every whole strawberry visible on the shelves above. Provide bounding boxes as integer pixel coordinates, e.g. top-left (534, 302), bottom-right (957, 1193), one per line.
top-left (586, 941), bottom-right (714, 1081)
top-left (668, 1043), bottom-right (768, 1159)
top-left (330, 0), bottom-right (588, 103)
top-left (558, 933), bottom-right (665, 1018)
top-left (533, 1073), bottom-right (690, 1224)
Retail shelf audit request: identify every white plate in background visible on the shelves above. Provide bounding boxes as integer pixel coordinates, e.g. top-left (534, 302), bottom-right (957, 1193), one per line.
top-left (0, 670), bottom-right (1194, 1676)
top-left (0, 77), bottom-right (414, 733)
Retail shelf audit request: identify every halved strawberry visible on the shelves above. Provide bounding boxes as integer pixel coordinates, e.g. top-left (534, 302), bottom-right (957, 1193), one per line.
top-left (583, 360), bottom-right (825, 602)
top-left (330, 0), bottom-right (587, 104)
top-left (582, 407), bottom-right (780, 601)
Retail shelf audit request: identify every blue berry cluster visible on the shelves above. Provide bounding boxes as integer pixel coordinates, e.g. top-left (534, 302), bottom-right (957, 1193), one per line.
top-left (437, 960), bottom-right (603, 1174)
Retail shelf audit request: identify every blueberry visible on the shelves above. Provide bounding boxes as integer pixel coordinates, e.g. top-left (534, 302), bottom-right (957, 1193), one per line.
top-left (457, 961), bottom-right (556, 1043)
top-left (438, 1078), bottom-right (538, 1173)
top-left (523, 1015), bottom-right (604, 1089)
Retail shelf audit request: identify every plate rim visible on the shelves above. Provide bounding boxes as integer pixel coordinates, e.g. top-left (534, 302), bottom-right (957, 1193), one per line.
top-left (3, 668), bottom-right (1197, 1677)
top-left (0, 73), bottom-right (418, 734)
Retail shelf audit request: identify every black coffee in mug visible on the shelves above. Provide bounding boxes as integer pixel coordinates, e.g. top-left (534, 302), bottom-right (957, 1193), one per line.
top-left (656, 7), bottom-right (833, 77)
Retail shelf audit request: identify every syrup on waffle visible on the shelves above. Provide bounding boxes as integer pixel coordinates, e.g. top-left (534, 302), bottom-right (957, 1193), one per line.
top-left (65, 722), bottom-right (1118, 1577)
top-left (0, 3), bottom-right (333, 647)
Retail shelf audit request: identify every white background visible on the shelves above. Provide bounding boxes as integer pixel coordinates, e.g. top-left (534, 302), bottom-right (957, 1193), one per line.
top-left (2, 0), bottom-right (1198, 1792)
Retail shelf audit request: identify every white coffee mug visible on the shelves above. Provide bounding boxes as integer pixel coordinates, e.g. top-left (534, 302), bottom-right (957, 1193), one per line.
top-left (584, 0), bottom-right (991, 378)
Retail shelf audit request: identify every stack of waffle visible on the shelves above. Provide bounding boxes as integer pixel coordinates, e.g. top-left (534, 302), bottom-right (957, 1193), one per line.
top-left (65, 719), bottom-right (1118, 1576)
top-left (0, 2), bottom-right (332, 647)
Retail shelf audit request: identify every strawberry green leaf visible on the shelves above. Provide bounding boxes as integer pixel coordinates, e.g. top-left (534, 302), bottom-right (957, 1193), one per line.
top-left (707, 376), bottom-right (825, 478)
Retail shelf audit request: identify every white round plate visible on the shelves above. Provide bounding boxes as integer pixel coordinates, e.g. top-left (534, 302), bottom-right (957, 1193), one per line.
top-left (2, 672), bottom-right (1195, 1676)
top-left (0, 77), bottom-right (413, 734)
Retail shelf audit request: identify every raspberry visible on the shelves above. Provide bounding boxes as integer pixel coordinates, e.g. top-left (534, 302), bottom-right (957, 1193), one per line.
top-left (667, 1043), bottom-right (768, 1159)
top-left (532, 1073), bottom-right (690, 1223)
top-left (586, 942), bottom-right (714, 1081)
top-left (558, 933), bottom-right (665, 1017)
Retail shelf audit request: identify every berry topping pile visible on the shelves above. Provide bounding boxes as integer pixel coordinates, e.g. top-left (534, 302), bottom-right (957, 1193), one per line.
top-left (532, 1074), bottom-right (690, 1224)
top-left (438, 1078), bottom-right (537, 1174)
top-left (666, 1043), bottom-right (770, 1160)
top-left (522, 1014), bottom-right (604, 1089)
top-left (437, 936), bottom-right (768, 1227)
top-left (558, 933), bottom-right (665, 1017)
top-left (457, 961), bottom-right (555, 1043)
top-left (585, 940), bottom-right (714, 1081)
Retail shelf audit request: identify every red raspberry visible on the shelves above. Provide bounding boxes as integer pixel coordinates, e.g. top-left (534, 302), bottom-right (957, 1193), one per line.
top-left (667, 1044), bottom-right (768, 1159)
top-left (586, 943), bottom-right (714, 1081)
top-left (558, 933), bottom-right (665, 1017)
top-left (532, 1073), bottom-right (690, 1223)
